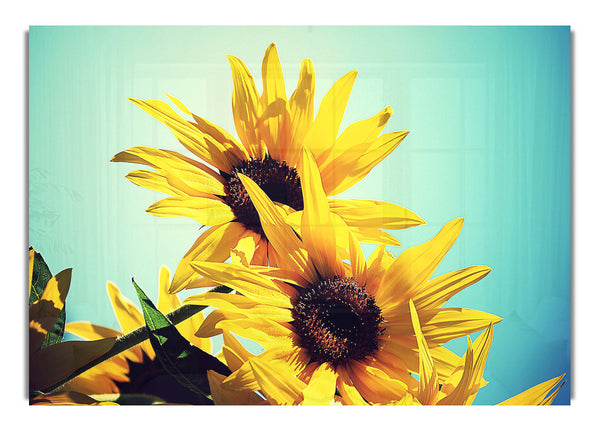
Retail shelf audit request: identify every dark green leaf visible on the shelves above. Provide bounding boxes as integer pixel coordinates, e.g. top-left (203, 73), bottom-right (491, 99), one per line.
top-left (29, 248), bottom-right (67, 348)
top-left (133, 279), bottom-right (231, 397)
top-left (41, 307), bottom-right (66, 348)
top-left (29, 249), bottom-right (52, 305)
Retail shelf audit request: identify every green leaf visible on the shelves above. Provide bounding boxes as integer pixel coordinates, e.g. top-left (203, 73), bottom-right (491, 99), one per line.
top-left (28, 248), bottom-right (52, 305)
top-left (133, 279), bottom-right (231, 397)
top-left (29, 248), bottom-right (67, 348)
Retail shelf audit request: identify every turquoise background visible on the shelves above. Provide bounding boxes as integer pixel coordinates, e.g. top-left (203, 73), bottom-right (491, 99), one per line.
top-left (29, 26), bottom-right (571, 404)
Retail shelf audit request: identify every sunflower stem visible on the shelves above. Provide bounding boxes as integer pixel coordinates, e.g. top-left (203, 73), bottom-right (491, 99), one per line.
top-left (42, 285), bottom-right (232, 394)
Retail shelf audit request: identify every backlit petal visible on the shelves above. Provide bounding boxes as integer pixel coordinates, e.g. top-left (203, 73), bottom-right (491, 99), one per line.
top-left (298, 147), bottom-right (341, 279)
top-left (498, 374), bottom-right (566, 405)
top-left (413, 265), bottom-right (492, 310)
top-left (184, 291), bottom-right (293, 322)
top-left (329, 198), bottom-right (425, 230)
top-left (303, 71), bottom-right (357, 166)
top-left (301, 362), bottom-right (337, 405)
top-left (228, 55), bottom-right (263, 159)
top-left (249, 357), bottom-right (306, 405)
top-left (377, 218), bottom-right (464, 309)
top-left (190, 261), bottom-right (293, 308)
top-left (287, 59), bottom-right (315, 167)
top-left (324, 130), bottom-right (409, 196)
top-left (127, 98), bottom-right (234, 171)
top-left (146, 196), bottom-right (235, 225)
top-left (259, 43), bottom-right (290, 161)
top-left (239, 173), bottom-right (318, 282)
top-left (170, 222), bottom-right (248, 293)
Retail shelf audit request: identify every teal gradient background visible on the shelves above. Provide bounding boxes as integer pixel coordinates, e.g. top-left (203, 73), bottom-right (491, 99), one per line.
top-left (29, 26), bottom-right (571, 405)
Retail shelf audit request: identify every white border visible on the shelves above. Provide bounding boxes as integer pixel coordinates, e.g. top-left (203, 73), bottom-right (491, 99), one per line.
top-left (4, 1), bottom-right (597, 429)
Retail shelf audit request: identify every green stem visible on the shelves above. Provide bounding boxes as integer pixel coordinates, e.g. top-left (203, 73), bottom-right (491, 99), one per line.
top-left (42, 285), bottom-right (232, 394)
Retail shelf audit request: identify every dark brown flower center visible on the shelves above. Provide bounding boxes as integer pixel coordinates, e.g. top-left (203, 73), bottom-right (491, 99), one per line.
top-left (222, 157), bottom-right (303, 236)
top-left (292, 276), bottom-right (384, 367)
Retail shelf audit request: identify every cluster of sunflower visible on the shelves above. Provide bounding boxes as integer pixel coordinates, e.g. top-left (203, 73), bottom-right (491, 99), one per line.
top-left (29, 44), bottom-right (565, 405)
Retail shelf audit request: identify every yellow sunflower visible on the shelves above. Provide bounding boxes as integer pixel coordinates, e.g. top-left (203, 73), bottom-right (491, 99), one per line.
top-left (61, 266), bottom-right (212, 403)
top-left (184, 148), bottom-right (500, 405)
top-left (112, 43), bottom-right (424, 294)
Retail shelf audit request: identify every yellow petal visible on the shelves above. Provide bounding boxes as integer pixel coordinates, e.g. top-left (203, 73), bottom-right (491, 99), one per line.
top-left (246, 265), bottom-right (308, 290)
top-left (165, 92), bottom-right (250, 162)
top-left (539, 380), bottom-right (566, 405)
top-left (298, 147), bottom-right (341, 279)
top-left (385, 307), bottom-right (501, 345)
top-left (437, 336), bottom-right (475, 405)
top-left (194, 309), bottom-right (246, 338)
top-left (329, 198), bottom-right (425, 230)
top-left (349, 229), bottom-right (367, 286)
top-left (64, 321), bottom-right (143, 365)
top-left (146, 196), bottom-right (235, 226)
top-left (221, 331), bottom-right (254, 372)
top-left (336, 368), bottom-right (368, 405)
top-left (170, 222), bottom-right (248, 293)
top-left (365, 245), bottom-right (396, 297)
top-left (349, 225), bottom-right (402, 247)
top-left (259, 43), bottom-right (290, 161)
top-left (29, 338), bottom-right (116, 392)
top-left (190, 261), bottom-right (293, 308)
top-left (324, 130), bottom-right (409, 196)
top-left (106, 281), bottom-right (145, 334)
top-left (347, 361), bottom-right (410, 404)
top-left (409, 299), bottom-right (438, 405)
top-left (303, 70), bottom-right (357, 166)
top-left (207, 370), bottom-right (266, 405)
top-left (318, 106), bottom-right (393, 188)
top-left (381, 337), bottom-right (461, 379)
top-left (30, 391), bottom-right (118, 405)
top-left (413, 265), bottom-right (492, 310)
top-left (29, 268), bottom-right (72, 352)
top-left (287, 59), bottom-right (315, 167)
top-left (65, 322), bottom-right (122, 340)
top-left (228, 55), bottom-right (263, 159)
top-left (301, 363), bottom-right (337, 405)
top-left (28, 248), bottom-right (35, 298)
top-left (498, 374), bottom-right (566, 405)
top-left (125, 170), bottom-right (186, 197)
top-left (113, 146), bottom-right (227, 196)
top-left (127, 99), bottom-right (234, 171)
top-left (238, 173), bottom-right (318, 282)
top-left (222, 346), bottom-right (308, 392)
top-left (377, 218), bottom-right (464, 309)
top-left (157, 265), bottom-right (180, 314)
top-left (249, 357), bottom-right (306, 405)
top-left (217, 318), bottom-right (296, 351)
top-left (184, 291), bottom-right (293, 322)
top-left (230, 231), bottom-right (261, 266)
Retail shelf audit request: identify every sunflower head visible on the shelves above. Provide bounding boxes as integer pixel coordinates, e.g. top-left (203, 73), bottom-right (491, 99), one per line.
top-left (222, 156), bottom-right (303, 236)
top-left (292, 275), bottom-right (384, 367)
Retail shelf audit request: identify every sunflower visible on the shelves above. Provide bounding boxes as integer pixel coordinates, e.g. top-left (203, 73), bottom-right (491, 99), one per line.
top-left (29, 248), bottom-right (117, 405)
top-left (61, 266), bottom-right (212, 404)
top-left (184, 148), bottom-right (500, 405)
top-left (227, 300), bottom-right (563, 405)
top-left (112, 43), bottom-right (424, 294)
